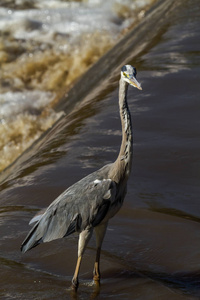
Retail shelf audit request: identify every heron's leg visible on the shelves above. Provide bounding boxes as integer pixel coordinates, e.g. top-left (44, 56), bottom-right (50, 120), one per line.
top-left (71, 228), bottom-right (93, 290)
top-left (93, 247), bottom-right (101, 283)
top-left (72, 256), bottom-right (82, 290)
top-left (93, 222), bottom-right (108, 283)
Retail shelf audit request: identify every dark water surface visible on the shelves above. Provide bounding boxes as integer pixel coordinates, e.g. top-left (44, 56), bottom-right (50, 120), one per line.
top-left (1, 0), bottom-right (200, 299)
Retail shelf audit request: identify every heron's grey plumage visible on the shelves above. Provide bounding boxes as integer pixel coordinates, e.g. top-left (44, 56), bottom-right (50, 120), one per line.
top-left (21, 65), bottom-right (142, 290)
top-left (21, 164), bottom-right (116, 252)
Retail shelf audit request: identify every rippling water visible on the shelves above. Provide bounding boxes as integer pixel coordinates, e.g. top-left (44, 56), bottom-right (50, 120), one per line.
top-left (0, 0), bottom-right (154, 172)
top-left (0, 0), bottom-right (200, 299)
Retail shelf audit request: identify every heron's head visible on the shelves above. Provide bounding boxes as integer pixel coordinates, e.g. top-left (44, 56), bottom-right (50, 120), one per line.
top-left (121, 65), bottom-right (142, 90)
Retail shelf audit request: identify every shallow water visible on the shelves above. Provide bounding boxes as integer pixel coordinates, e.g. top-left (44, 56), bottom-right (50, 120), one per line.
top-left (0, 0), bottom-right (200, 299)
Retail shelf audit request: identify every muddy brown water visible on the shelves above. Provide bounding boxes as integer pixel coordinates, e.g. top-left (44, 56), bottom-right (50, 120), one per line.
top-left (0, 0), bottom-right (200, 299)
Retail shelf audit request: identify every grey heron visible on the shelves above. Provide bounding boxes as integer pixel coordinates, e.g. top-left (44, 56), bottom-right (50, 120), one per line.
top-left (21, 64), bottom-right (142, 290)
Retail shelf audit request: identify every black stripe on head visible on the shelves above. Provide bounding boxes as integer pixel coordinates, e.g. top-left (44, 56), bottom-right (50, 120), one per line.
top-left (121, 65), bottom-right (127, 72)
top-left (121, 65), bottom-right (137, 76)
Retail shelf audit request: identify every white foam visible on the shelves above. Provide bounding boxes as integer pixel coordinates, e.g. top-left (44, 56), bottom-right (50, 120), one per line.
top-left (0, 90), bottom-right (55, 119)
top-left (0, 0), bottom-right (152, 44)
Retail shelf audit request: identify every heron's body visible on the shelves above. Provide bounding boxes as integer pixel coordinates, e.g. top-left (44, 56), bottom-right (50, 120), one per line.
top-left (21, 65), bottom-right (142, 290)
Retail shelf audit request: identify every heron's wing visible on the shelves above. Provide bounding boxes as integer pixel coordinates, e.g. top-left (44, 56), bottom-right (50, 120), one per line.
top-left (21, 167), bottom-right (117, 253)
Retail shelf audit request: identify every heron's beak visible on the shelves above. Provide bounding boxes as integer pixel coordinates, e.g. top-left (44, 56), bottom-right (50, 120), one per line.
top-left (129, 76), bottom-right (142, 90)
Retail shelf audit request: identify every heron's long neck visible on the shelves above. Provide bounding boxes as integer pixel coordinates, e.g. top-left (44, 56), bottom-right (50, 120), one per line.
top-left (109, 79), bottom-right (133, 183)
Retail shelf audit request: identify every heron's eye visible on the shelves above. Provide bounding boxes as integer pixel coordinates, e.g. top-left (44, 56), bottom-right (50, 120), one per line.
top-left (123, 72), bottom-right (128, 78)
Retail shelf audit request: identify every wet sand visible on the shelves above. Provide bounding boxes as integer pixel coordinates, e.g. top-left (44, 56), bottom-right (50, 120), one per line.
top-left (0, 0), bottom-right (200, 299)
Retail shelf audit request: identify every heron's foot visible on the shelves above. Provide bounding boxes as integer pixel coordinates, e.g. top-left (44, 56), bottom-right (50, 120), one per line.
top-left (93, 274), bottom-right (100, 283)
top-left (71, 278), bottom-right (79, 291)
top-left (93, 266), bottom-right (101, 283)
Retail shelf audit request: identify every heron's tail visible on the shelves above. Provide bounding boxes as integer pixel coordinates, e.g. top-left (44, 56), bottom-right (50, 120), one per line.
top-left (21, 222), bottom-right (43, 253)
top-left (21, 203), bottom-right (78, 253)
